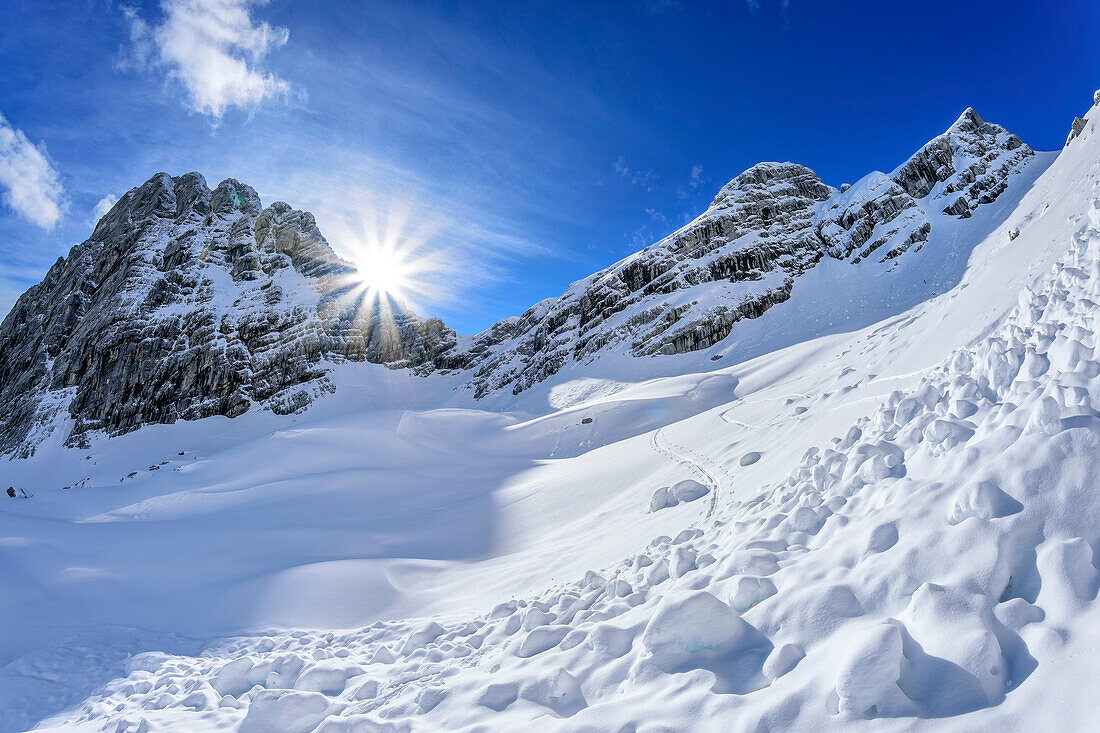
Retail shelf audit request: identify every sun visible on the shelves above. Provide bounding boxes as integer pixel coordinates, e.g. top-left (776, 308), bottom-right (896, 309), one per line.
top-left (355, 244), bottom-right (413, 301)
top-left (329, 200), bottom-right (451, 329)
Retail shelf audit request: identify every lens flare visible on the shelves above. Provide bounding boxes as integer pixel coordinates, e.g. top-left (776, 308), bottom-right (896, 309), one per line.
top-left (327, 200), bottom-right (449, 355)
top-left (353, 243), bottom-right (413, 302)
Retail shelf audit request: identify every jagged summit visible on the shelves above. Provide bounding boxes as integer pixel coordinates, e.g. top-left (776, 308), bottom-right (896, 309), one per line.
top-left (947, 106), bottom-right (984, 132)
top-left (892, 107), bottom-right (1031, 212)
top-left (0, 110), bottom-right (1044, 454)
top-left (708, 162), bottom-right (831, 209)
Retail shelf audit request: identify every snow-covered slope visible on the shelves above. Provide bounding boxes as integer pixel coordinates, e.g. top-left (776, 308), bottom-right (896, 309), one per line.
top-left (2, 93), bottom-right (1100, 732)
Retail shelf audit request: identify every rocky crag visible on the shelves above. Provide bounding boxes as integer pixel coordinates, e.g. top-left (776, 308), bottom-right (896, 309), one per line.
top-left (460, 108), bottom-right (1035, 397)
top-left (0, 108), bottom-right (1043, 454)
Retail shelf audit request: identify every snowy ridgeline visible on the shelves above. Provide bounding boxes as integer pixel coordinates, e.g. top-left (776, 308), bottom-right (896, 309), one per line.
top-left (24, 125), bottom-right (1100, 728)
top-left (0, 107), bottom-right (1042, 457)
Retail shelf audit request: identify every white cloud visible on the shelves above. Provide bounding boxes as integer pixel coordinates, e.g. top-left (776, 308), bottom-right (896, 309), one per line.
top-left (124, 0), bottom-right (291, 118)
top-left (614, 156), bottom-right (658, 192)
top-left (0, 114), bottom-right (65, 229)
top-left (91, 195), bottom-right (118, 226)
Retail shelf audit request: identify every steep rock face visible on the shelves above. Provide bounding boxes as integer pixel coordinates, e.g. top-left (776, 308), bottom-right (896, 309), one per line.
top-left (818, 108), bottom-right (1033, 263)
top-left (892, 108), bottom-right (1033, 217)
top-left (455, 109), bottom-right (1036, 397)
top-left (0, 173), bottom-right (456, 455)
top-left (1066, 90), bottom-right (1099, 146)
top-left (459, 163), bottom-right (833, 397)
top-left (816, 172), bottom-right (928, 262)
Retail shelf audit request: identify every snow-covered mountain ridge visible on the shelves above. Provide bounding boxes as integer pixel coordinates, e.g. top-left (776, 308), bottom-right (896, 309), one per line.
top-left (0, 109), bottom-right (1037, 455)
top-left (460, 108), bottom-right (1035, 397)
top-left (2, 90), bottom-right (1100, 731)
top-left (0, 173), bottom-right (458, 456)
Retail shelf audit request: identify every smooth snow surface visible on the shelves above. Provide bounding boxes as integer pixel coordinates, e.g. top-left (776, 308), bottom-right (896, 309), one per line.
top-left (5, 110), bottom-right (1100, 731)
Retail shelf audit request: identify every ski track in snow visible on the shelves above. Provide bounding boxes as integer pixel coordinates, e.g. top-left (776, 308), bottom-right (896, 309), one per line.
top-left (650, 426), bottom-right (722, 520)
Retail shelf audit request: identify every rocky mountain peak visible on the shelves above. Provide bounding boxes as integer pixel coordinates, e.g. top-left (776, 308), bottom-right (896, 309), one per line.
top-left (91, 172), bottom-right (262, 244)
top-left (0, 172), bottom-right (456, 456)
top-left (709, 162), bottom-right (832, 209)
top-left (946, 106), bottom-right (985, 134)
top-left (892, 107), bottom-right (1032, 204)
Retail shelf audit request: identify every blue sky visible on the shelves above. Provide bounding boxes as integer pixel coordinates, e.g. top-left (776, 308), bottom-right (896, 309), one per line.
top-left (0, 0), bottom-right (1097, 333)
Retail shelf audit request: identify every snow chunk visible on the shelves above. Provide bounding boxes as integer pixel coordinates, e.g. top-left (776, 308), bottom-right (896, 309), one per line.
top-left (211, 656), bottom-right (254, 697)
top-left (478, 682), bottom-right (519, 711)
top-left (901, 583), bottom-right (1007, 706)
top-left (650, 480), bottom-right (709, 512)
top-left (948, 481), bottom-right (1023, 525)
top-left (518, 625), bottom-right (571, 657)
top-left (673, 479), bottom-right (709, 502)
top-left (763, 643), bottom-right (803, 680)
top-left (1035, 537), bottom-right (1100, 616)
top-left (520, 668), bottom-right (587, 717)
top-left (729, 576), bottom-right (777, 612)
top-left (641, 590), bottom-right (759, 671)
top-left (739, 451), bottom-right (762, 466)
top-left (239, 689), bottom-right (343, 733)
top-left (649, 486), bottom-right (675, 512)
top-left (835, 621), bottom-right (912, 718)
top-left (402, 621), bottom-right (445, 655)
top-left (295, 661), bottom-right (360, 695)
top-left (866, 522), bottom-right (899, 554)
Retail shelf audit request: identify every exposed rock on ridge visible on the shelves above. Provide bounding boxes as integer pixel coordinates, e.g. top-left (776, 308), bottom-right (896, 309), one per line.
top-left (458, 108), bottom-right (1036, 397)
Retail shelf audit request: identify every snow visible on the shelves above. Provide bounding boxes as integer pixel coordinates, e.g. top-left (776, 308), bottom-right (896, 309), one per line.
top-left (3, 107), bottom-right (1100, 730)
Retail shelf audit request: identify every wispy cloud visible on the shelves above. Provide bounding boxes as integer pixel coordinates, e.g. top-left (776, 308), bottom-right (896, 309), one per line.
top-left (123, 0), bottom-right (291, 118)
top-left (676, 164), bottom-right (708, 199)
top-left (690, 164), bottom-right (705, 189)
top-left (614, 155), bottom-right (658, 192)
top-left (91, 194), bottom-right (117, 226)
top-left (0, 114), bottom-right (65, 229)
top-left (644, 207), bottom-right (669, 227)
